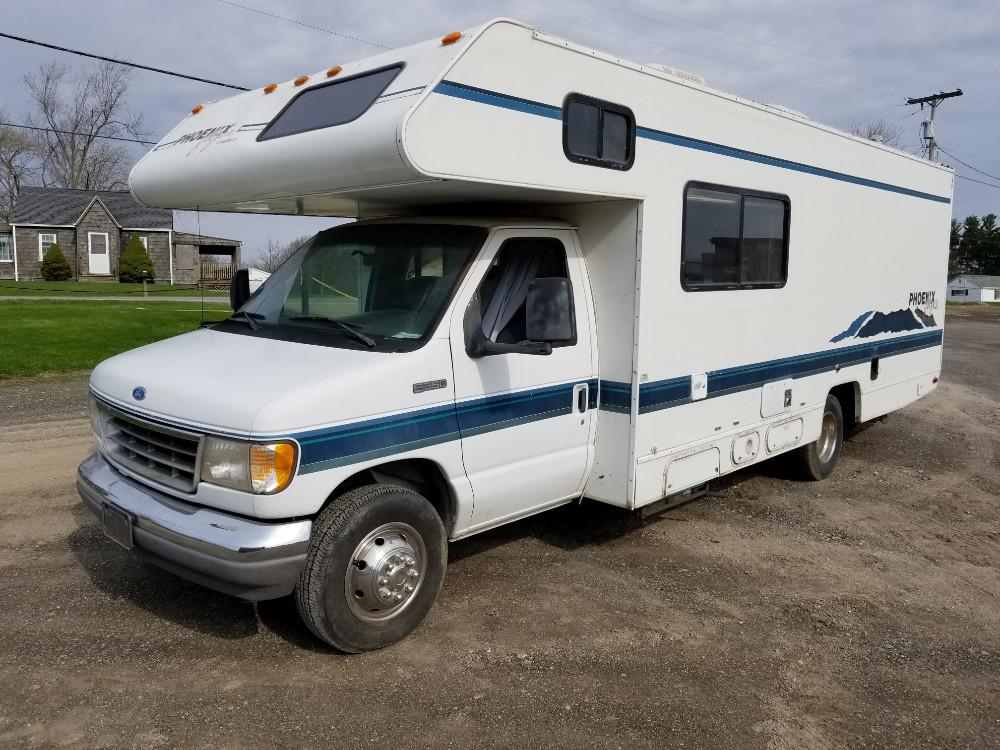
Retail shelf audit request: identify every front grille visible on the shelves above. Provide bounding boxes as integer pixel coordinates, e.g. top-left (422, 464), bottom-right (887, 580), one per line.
top-left (100, 406), bottom-right (201, 493)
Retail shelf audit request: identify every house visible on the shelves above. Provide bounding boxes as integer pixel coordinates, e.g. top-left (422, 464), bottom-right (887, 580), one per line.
top-left (947, 275), bottom-right (1000, 303)
top-left (0, 186), bottom-right (241, 286)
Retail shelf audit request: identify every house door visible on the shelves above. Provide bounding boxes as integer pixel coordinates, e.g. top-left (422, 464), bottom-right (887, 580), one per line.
top-left (88, 232), bottom-right (110, 275)
top-left (449, 229), bottom-right (598, 532)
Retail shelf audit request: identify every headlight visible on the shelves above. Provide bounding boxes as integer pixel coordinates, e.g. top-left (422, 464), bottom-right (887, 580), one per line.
top-left (201, 437), bottom-right (297, 495)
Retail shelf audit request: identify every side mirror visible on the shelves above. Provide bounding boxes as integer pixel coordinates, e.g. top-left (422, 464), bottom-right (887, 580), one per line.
top-left (230, 268), bottom-right (250, 310)
top-left (526, 277), bottom-right (575, 344)
top-left (463, 293), bottom-right (552, 358)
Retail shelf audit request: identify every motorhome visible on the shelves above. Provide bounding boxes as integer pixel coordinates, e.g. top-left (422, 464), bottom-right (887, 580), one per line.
top-left (78, 19), bottom-right (953, 652)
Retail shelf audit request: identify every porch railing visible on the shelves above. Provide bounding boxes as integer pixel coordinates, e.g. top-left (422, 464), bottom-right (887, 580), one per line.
top-left (200, 259), bottom-right (236, 288)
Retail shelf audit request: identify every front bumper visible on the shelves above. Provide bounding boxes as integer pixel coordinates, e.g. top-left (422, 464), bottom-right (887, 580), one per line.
top-left (77, 453), bottom-right (311, 601)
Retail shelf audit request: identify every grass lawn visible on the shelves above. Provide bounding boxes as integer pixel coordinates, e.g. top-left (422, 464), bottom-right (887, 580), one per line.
top-left (0, 300), bottom-right (230, 378)
top-left (0, 280), bottom-right (228, 297)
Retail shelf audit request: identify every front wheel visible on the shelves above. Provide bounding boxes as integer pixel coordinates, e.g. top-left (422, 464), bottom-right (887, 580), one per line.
top-left (295, 484), bottom-right (447, 653)
top-left (790, 394), bottom-right (844, 481)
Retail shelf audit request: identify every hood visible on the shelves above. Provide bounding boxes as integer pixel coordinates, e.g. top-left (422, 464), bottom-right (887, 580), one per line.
top-left (90, 328), bottom-right (454, 437)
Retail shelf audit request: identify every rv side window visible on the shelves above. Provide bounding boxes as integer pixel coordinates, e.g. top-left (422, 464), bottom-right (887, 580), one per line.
top-left (562, 94), bottom-right (635, 170)
top-left (258, 64), bottom-right (403, 141)
top-left (682, 183), bottom-right (789, 290)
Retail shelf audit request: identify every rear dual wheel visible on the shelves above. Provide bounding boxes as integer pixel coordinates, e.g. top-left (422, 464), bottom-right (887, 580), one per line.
top-left (791, 394), bottom-right (844, 481)
top-left (295, 484), bottom-right (447, 653)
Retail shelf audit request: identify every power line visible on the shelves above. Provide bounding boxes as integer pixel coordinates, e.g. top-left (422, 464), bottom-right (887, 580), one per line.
top-left (212, 0), bottom-right (390, 49)
top-left (494, 0), bottom-right (875, 95)
top-left (0, 31), bottom-right (249, 91)
top-left (0, 121), bottom-right (157, 146)
top-left (956, 174), bottom-right (1000, 190)
top-left (576, 0), bottom-right (920, 92)
top-left (937, 146), bottom-right (1000, 183)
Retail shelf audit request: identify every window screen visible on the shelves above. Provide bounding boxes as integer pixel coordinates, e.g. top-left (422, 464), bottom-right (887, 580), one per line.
top-left (259, 65), bottom-right (403, 141)
top-left (682, 184), bottom-right (789, 290)
top-left (563, 94), bottom-right (635, 170)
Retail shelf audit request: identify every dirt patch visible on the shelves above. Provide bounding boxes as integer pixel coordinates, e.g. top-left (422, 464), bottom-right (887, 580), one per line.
top-left (0, 310), bottom-right (997, 748)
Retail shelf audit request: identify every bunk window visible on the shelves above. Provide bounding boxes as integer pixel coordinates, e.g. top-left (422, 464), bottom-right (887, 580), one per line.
top-left (258, 64), bottom-right (403, 141)
top-left (681, 183), bottom-right (789, 290)
top-left (562, 94), bottom-right (635, 170)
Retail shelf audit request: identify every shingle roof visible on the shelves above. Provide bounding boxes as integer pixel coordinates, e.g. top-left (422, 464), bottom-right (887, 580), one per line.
top-left (951, 275), bottom-right (1000, 288)
top-left (11, 186), bottom-right (172, 228)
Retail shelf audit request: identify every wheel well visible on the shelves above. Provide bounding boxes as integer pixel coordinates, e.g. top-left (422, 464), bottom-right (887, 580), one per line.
top-left (829, 382), bottom-right (860, 430)
top-left (326, 459), bottom-right (457, 534)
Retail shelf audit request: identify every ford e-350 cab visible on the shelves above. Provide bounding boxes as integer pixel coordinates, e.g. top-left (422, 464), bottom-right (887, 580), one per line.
top-left (79, 19), bottom-right (952, 651)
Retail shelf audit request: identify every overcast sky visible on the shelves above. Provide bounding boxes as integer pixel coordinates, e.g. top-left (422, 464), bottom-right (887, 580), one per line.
top-left (1, 0), bottom-right (997, 260)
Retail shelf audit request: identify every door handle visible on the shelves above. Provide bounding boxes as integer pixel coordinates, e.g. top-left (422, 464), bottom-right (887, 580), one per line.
top-left (573, 383), bottom-right (589, 413)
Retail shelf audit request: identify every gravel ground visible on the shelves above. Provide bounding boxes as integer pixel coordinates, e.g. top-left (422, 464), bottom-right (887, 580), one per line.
top-left (0, 307), bottom-right (997, 749)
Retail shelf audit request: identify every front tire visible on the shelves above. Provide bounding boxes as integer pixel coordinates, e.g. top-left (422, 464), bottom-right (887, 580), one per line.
top-left (791, 394), bottom-right (844, 481)
top-left (295, 484), bottom-right (447, 653)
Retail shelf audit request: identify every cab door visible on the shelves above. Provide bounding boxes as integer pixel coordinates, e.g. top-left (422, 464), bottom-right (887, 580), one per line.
top-left (449, 229), bottom-right (598, 531)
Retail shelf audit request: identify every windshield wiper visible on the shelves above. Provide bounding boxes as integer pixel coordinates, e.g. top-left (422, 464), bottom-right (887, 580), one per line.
top-left (228, 311), bottom-right (265, 331)
top-left (288, 316), bottom-right (377, 348)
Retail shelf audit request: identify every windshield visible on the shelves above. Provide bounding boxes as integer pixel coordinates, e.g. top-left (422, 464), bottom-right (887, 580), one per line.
top-left (218, 224), bottom-right (487, 352)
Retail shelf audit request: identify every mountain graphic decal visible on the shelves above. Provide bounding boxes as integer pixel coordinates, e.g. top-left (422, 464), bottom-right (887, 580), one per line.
top-left (830, 308), bottom-right (938, 343)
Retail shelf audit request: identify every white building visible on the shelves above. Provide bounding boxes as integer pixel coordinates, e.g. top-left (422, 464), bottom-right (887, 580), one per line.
top-left (947, 275), bottom-right (1000, 303)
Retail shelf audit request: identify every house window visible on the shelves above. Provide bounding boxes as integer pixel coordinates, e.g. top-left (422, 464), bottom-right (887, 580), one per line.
top-left (562, 93), bottom-right (635, 170)
top-left (682, 183), bottom-right (790, 290)
top-left (0, 234), bottom-right (11, 262)
top-left (951, 289), bottom-right (968, 296)
top-left (139, 236), bottom-right (148, 249)
top-left (38, 232), bottom-right (57, 261)
top-left (258, 64), bottom-right (403, 141)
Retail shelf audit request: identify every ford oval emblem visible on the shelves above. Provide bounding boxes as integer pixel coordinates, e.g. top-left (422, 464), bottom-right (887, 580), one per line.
top-left (132, 386), bottom-right (146, 401)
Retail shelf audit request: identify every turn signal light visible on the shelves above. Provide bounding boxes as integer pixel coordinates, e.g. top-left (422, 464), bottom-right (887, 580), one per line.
top-left (441, 31), bottom-right (462, 45)
top-left (249, 442), bottom-right (297, 494)
top-left (294, 75), bottom-right (309, 86)
top-left (264, 83), bottom-right (278, 94)
top-left (191, 104), bottom-right (203, 115)
top-left (326, 66), bottom-right (342, 78)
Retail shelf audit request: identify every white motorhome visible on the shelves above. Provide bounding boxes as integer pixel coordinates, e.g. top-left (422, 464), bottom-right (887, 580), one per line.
top-left (78, 19), bottom-right (953, 652)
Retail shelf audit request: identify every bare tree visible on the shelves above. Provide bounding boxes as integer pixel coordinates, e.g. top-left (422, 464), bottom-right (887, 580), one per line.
top-left (0, 117), bottom-right (35, 222)
top-left (252, 235), bottom-right (312, 272)
top-left (24, 60), bottom-right (147, 190)
top-left (848, 119), bottom-right (905, 149)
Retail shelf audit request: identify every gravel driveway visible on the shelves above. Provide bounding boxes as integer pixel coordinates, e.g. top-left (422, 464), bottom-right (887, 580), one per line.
top-left (1, 306), bottom-right (997, 749)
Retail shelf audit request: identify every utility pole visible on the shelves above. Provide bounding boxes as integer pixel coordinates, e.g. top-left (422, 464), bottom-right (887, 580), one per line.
top-left (906, 89), bottom-right (963, 162)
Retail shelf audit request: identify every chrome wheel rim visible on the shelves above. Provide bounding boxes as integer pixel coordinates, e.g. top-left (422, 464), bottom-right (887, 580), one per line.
top-left (817, 410), bottom-right (839, 463)
top-left (345, 522), bottom-right (426, 623)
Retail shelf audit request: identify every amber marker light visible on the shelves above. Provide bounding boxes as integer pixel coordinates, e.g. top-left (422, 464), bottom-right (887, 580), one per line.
top-left (249, 442), bottom-right (297, 494)
top-left (294, 75), bottom-right (309, 86)
top-left (326, 66), bottom-right (342, 78)
top-left (191, 104), bottom-right (204, 115)
top-left (264, 83), bottom-right (278, 94)
top-left (441, 31), bottom-right (462, 45)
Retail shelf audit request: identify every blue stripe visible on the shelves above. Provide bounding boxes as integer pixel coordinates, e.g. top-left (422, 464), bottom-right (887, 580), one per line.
top-left (435, 80), bottom-right (561, 120)
top-left (626, 329), bottom-right (942, 415)
top-left (598, 379), bottom-right (632, 413)
top-left (432, 81), bottom-right (951, 205)
top-left (295, 379), bottom-right (596, 473)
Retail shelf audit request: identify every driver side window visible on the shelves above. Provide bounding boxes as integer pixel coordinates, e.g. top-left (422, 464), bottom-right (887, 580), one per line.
top-left (477, 237), bottom-right (573, 346)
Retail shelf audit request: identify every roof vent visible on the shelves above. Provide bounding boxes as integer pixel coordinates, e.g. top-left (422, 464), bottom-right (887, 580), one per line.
top-left (644, 63), bottom-right (706, 86)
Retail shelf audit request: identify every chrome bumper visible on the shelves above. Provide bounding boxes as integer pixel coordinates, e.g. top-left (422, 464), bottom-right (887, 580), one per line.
top-left (77, 453), bottom-right (311, 601)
